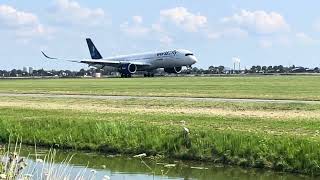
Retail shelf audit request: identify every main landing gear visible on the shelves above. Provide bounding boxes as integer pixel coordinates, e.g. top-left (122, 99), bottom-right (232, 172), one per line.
top-left (120, 73), bottom-right (154, 78)
top-left (144, 73), bottom-right (154, 77)
top-left (121, 74), bottom-right (132, 78)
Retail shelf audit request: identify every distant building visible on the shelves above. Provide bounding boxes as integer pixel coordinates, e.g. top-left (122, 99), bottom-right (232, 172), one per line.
top-left (29, 67), bottom-right (33, 74)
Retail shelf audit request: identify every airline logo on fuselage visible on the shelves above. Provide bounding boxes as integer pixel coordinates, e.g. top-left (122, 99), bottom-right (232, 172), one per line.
top-left (157, 50), bottom-right (177, 57)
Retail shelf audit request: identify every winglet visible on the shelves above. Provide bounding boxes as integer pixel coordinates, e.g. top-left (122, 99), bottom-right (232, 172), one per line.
top-left (41, 51), bottom-right (57, 60)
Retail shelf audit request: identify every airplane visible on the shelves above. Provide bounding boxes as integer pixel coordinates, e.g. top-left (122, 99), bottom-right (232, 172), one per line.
top-left (41, 38), bottom-right (198, 78)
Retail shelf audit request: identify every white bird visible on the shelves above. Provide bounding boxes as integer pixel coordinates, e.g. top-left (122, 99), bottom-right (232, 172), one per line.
top-left (183, 127), bottom-right (190, 134)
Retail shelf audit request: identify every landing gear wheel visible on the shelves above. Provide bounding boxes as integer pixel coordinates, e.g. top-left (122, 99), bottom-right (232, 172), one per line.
top-left (143, 72), bottom-right (154, 77)
top-left (121, 74), bottom-right (130, 78)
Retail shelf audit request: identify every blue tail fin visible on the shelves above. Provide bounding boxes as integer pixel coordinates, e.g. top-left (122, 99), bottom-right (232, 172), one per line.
top-left (86, 38), bottom-right (103, 59)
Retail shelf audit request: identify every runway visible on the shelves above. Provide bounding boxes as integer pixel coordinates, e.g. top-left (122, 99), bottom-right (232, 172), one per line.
top-left (0, 93), bottom-right (319, 104)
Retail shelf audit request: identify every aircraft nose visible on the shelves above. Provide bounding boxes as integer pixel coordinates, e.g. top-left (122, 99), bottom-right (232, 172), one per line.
top-left (190, 56), bottom-right (198, 64)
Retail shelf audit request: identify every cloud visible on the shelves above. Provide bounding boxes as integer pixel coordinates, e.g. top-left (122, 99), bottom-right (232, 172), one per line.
top-left (120, 7), bottom-right (208, 45)
top-left (160, 7), bottom-right (207, 32)
top-left (151, 23), bottom-right (173, 46)
top-left (313, 19), bottom-right (320, 32)
top-left (132, 16), bottom-right (143, 24)
top-left (259, 39), bottom-right (273, 48)
top-left (151, 23), bottom-right (165, 33)
top-left (120, 16), bottom-right (174, 46)
top-left (258, 35), bottom-right (292, 48)
top-left (222, 10), bottom-right (290, 34)
top-left (296, 32), bottom-right (317, 44)
top-left (51, 0), bottom-right (106, 26)
top-left (0, 5), bottom-right (38, 27)
top-left (207, 32), bottom-right (221, 40)
top-left (208, 28), bottom-right (248, 40)
top-left (120, 16), bottom-right (150, 37)
top-left (0, 5), bottom-right (51, 38)
top-left (159, 35), bottom-right (173, 46)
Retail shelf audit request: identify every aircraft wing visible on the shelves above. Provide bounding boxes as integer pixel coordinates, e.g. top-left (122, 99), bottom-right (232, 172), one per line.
top-left (80, 59), bottom-right (151, 66)
top-left (41, 51), bottom-right (151, 67)
top-left (41, 51), bottom-right (81, 63)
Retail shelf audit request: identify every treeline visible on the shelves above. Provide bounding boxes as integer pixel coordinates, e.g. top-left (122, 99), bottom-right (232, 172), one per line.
top-left (0, 65), bottom-right (319, 77)
top-left (0, 68), bottom-right (99, 77)
top-left (185, 65), bottom-right (320, 74)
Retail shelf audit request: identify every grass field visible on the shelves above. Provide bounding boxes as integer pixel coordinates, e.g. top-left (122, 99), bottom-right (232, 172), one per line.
top-left (1, 76), bottom-right (320, 100)
top-left (1, 95), bottom-right (320, 175)
top-left (1, 76), bottom-right (320, 175)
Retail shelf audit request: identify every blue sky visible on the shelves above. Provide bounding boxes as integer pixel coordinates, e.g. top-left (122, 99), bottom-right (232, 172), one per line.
top-left (1, 0), bottom-right (320, 70)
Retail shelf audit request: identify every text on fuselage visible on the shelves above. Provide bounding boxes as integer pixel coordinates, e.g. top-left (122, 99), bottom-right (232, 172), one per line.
top-left (157, 50), bottom-right (177, 57)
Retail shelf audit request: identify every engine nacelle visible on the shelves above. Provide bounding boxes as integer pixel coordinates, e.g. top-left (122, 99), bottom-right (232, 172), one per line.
top-left (164, 67), bottom-right (182, 74)
top-left (119, 63), bottom-right (137, 74)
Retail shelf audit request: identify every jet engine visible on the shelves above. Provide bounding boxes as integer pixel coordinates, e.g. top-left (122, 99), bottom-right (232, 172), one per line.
top-left (91, 64), bottom-right (105, 69)
top-left (164, 67), bottom-right (182, 74)
top-left (119, 63), bottom-right (137, 74)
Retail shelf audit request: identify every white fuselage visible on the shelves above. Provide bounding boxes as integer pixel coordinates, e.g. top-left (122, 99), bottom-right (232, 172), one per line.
top-left (94, 49), bottom-right (198, 71)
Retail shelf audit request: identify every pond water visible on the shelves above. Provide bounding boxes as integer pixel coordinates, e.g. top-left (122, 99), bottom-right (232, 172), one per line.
top-left (14, 148), bottom-right (316, 180)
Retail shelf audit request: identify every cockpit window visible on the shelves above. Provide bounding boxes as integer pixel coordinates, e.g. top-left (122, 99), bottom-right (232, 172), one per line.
top-left (185, 53), bottom-right (194, 56)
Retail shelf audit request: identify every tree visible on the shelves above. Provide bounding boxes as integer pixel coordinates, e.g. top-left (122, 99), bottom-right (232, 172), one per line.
top-left (77, 69), bottom-right (86, 76)
top-left (16, 69), bottom-right (23, 76)
top-left (208, 66), bottom-right (215, 74)
top-left (289, 65), bottom-right (296, 71)
top-left (218, 66), bottom-right (225, 74)
top-left (271, 66), bottom-right (277, 72)
top-left (262, 66), bottom-right (267, 73)
top-left (38, 69), bottom-right (46, 76)
top-left (191, 67), bottom-right (199, 74)
top-left (256, 66), bottom-right (262, 73)
top-left (250, 66), bottom-right (256, 73)
top-left (267, 66), bottom-right (273, 73)
top-left (278, 65), bottom-right (284, 73)
top-left (10, 69), bottom-right (17, 77)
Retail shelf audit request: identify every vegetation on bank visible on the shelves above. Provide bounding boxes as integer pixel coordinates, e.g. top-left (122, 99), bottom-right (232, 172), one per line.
top-left (1, 107), bottom-right (320, 175)
top-left (1, 76), bottom-right (320, 100)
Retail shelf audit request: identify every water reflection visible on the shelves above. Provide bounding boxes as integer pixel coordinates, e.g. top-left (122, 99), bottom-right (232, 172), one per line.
top-left (18, 148), bottom-right (315, 180)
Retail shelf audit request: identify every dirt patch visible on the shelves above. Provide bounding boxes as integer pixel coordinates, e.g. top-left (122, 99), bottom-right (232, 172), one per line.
top-left (0, 99), bottom-right (319, 119)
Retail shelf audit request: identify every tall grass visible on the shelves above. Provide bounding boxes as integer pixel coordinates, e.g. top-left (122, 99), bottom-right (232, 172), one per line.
top-left (0, 107), bottom-right (320, 175)
top-left (0, 141), bottom-right (111, 180)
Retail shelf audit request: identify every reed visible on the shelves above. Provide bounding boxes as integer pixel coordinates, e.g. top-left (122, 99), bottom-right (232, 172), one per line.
top-left (0, 141), bottom-right (111, 180)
